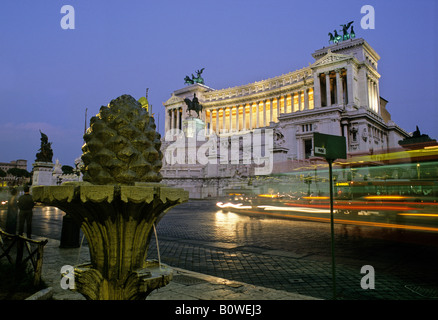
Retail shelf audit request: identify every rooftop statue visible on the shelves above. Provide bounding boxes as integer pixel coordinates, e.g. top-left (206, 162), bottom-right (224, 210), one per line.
top-left (340, 21), bottom-right (354, 40)
top-left (398, 125), bottom-right (438, 149)
top-left (184, 68), bottom-right (205, 85)
top-left (35, 130), bottom-right (53, 163)
top-left (329, 21), bottom-right (355, 44)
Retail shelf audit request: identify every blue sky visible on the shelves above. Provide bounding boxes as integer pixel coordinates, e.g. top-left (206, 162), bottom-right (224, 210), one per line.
top-left (1, 0), bottom-right (437, 168)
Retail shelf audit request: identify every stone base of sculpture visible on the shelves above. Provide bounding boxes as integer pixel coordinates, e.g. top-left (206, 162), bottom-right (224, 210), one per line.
top-left (72, 260), bottom-right (172, 300)
top-left (183, 117), bottom-right (205, 137)
top-left (32, 162), bottom-right (55, 186)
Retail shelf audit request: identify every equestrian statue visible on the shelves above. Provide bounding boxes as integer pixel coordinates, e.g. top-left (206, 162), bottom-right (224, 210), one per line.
top-left (184, 93), bottom-right (203, 118)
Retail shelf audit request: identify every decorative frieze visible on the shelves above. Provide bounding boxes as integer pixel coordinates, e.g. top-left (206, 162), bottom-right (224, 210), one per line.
top-left (203, 66), bottom-right (313, 103)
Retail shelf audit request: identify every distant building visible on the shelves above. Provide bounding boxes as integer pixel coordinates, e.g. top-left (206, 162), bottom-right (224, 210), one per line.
top-left (0, 159), bottom-right (28, 186)
top-left (161, 38), bottom-right (410, 198)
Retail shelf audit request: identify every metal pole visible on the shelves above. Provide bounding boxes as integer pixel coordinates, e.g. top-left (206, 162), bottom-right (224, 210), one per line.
top-left (328, 158), bottom-right (336, 299)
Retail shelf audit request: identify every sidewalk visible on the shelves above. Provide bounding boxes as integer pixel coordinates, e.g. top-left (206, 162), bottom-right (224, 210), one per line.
top-left (37, 236), bottom-right (319, 300)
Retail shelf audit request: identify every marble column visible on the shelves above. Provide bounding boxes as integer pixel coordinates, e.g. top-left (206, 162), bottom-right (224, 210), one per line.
top-left (373, 81), bottom-right (377, 112)
top-left (368, 78), bottom-right (372, 111)
top-left (171, 108), bottom-right (175, 130)
top-left (325, 72), bottom-right (331, 106)
top-left (209, 110), bottom-right (213, 134)
top-left (242, 105), bottom-right (246, 130)
top-left (291, 92), bottom-right (295, 112)
top-left (374, 82), bottom-right (378, 113)
top-left (298, 91), bottom-right (302, 111)
top-left (313, 73), bottom-right (322, 108)
top-left (262, 100), bottom-right (266, 127)
top-left (283, 94), bottom-right (288, 113)
top-left (220, 107), bottom-right (225, 132)
top-left (336, 69), bottom-right (344, 106)
top-left (346, 65), bottom-right (354, 106)
top-left (249, 104), bottom-right (253, 130)
top-left (236, 106), bottom-right (240, 131)
top-left (304, 88), bottom-right (309, 110)
top-left (279, 96), bottom-right (283, 116)
top-left (176, 108), bottom-right (180, 130)
top-left (269, 99), bottom-right (273, 125)
top-left (375, 81), bottom-right (380, 114)
top-left (229, 107), bottom-right (233, 132)
top-left (255, 102), bottom-right (259, 128)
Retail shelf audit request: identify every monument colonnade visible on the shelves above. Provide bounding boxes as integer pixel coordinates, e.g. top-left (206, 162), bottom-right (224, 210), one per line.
top-left (166, 88), bottom-right (316, 135)
top-left (166, 64), bottom-right (372, 135)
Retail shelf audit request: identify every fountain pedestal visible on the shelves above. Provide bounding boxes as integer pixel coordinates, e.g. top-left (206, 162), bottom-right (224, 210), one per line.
top-left (32, 182), bottom-right (188, 300)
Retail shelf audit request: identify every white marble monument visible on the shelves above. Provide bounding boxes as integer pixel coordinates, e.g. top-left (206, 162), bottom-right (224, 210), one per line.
top-left (161, 37), bottom-right (410, 198)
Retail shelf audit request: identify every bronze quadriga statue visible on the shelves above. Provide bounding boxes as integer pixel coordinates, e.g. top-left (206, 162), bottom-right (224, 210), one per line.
top-left (32, 95), bottom-right (188, 300)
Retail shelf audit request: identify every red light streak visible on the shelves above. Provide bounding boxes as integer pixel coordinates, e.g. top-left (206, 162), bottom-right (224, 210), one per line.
top-left (237, 209), bottom-right (438, 233)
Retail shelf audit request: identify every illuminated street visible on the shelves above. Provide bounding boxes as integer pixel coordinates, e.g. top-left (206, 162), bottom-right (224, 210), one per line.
top-left (7, 200), bottom-right (438, 300)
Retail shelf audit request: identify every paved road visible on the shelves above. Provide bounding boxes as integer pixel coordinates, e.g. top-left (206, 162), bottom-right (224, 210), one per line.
top-left (2, 200), bottom-right (438, 300)
top-left (150, 200), bottom-right (438, 300)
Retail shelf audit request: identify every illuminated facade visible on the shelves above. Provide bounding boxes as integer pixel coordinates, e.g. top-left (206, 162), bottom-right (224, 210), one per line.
top-left (162, 38), bottom-right (409, 198)
top-left (0, 159), bottom-right (28, 186)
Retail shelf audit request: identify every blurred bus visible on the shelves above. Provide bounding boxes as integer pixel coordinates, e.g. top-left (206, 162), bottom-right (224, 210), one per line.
top-left (217, 145), bottom-right (438, 233)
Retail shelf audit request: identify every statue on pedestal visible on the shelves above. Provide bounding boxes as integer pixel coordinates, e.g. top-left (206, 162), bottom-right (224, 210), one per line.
top-left (35, 130), bottom-right (53, 163)
top-left (184, 93), bottom-right (203, 118)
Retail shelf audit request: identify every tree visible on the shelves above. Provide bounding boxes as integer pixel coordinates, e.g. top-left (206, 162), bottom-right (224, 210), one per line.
top-left (6, 168), bottom-right (30, 186)
top-left (0, 169), bottom-right (6, 178)
top-left (61, 165), bottom-right (75, 175)
top-left (7, 168), bottom-right (30, 178)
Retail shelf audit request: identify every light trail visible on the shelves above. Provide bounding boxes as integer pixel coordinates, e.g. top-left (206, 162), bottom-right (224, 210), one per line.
top-left (221, 207), bottom-right (438, 233)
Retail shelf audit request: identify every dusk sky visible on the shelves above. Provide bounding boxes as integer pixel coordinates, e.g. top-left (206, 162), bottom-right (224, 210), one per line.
top-left (1, 0), bottom-right (437, 169)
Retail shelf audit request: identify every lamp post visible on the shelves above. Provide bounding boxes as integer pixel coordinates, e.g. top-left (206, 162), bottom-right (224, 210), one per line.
top-left (313, 132), bottom-right (347, 300)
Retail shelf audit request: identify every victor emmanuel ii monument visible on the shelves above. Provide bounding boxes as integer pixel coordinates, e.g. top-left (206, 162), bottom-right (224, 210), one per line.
top-left (161, 24), bottom-right (409, 198)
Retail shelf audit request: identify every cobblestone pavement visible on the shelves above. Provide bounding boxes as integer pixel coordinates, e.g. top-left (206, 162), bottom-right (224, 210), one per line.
top-left (33, 237), bottom-right (317, 301)
top-left (148, 200), bottom-right (438, 300)
top-left (2, 200), bottom-right (438, 300)
top-left (146, 235), bottom-right (438, 300)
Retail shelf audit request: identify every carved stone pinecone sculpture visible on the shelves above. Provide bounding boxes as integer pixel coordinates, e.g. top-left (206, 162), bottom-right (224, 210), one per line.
top-left (81, 94), bottom-right (162, 185)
